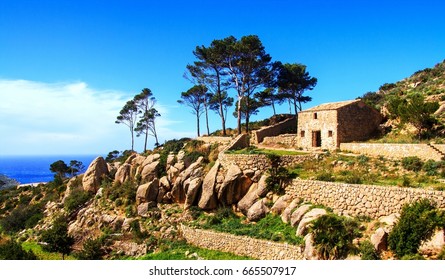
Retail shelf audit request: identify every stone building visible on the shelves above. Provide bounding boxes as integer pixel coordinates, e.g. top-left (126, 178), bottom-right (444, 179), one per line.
top-left (298, 99), bottom-right (382, 150)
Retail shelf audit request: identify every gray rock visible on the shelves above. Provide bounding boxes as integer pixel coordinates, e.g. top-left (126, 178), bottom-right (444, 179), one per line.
top-left (419, 229), bottom-right (445, 256)
top-left (115, 163), bottom-right (131, 184)
top-left (296, 208), bottom-right (327, 236)
top-left (270, 195), bottom-right (292, 215)
top-left (370, 227), bottom-right (388, 252)
top-left (141, 161), bottom-right (160, 183)
top-left (290, 204), bottom-right (312, 227)
top-left (184, 177), bottom-right (203, 210)
top-left (237, 174), bottom-right (269, 215)
top-left (281, 198), bottom-right (301, 224)
top-left (246, 199), bottom-right (269, 222)
top-left (137, 202), bottom-right (157, 217)
top-left (198, 160), bottom-right (220, 210)
top-left (82, 156), bottom-right (109, 193)
top-left (136, 179), bottom-right (159, 204)
top-left (303, 233), bottom-right (318, 260)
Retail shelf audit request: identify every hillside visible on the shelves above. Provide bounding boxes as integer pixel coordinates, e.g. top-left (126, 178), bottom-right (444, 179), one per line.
top-left (360, 59), bottom-right (445, 140)
top-left (362, 59), bottom-right (445, 110)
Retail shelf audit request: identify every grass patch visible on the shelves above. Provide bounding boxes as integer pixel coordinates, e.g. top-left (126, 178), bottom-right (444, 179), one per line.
top-left (195, 209), bottom-right (303, 245)
top-left (227, 147), bottom-right (307, 156)
top-left (21, 241), bottom-right (76, 260)
top-left (138, 240), bottom-right (253, 260)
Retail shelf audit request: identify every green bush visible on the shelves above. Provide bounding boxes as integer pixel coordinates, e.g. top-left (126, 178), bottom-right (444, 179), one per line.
top-left (40, 215), bottom-right (74, 260)
top-left (0, 239), bottom-right (38, 260)
top-left (316, 171), bottom-right (334, 182)
top-left (0, 204), bottom-right (43, 234)
top-left (309, 214), bottom-right (362, 260)
top-left (64, 188), bottom-right (92, 213)
top-left (75, 237), bottom-right (106, 260)
top-left (422, 160), bottom-right (442, 176)
top-left (401, 156), bottom-right (424, 172)
top-left (359, 240), bottom-right (381, 260)
top-left (388, 199), bottom-right (441, 258)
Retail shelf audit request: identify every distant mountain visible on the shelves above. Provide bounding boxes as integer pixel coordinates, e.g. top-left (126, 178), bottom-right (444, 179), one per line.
top-left (0, 174), bottom-right (19, 190)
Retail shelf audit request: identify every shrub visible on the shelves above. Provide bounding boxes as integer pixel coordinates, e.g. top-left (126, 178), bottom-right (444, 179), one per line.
top-left (309, 214), bottom-right (362, 260)
top-left (40, 215), bottom-right (74, 260)
top-left (422, 160), bottom-right (442, 176)
top-left (0, 239), bottom-right (38, 260)
top-left (316, 171), bottom-right (334, 182)
top-left (0, 204), bottom-right (43, 234)
top-left (64, 188), bottom-right (92, 213)
top-left (401, 156), bottom-right (423, 172)
top-left (388, 199), bottom-right (441, 258)
top-left (75, 237), bottom-right (106, 260)
top-left (265, 154), bottom-right (295, 194)
top-left (359, 240), bottom-right (381, 260)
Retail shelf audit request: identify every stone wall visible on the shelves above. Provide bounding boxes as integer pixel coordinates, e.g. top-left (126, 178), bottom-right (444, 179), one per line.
top-left (340, 143), bottom-right (443, 161)
top-left (197, 136), bottom-right (233, 144)
top-left (219, 153), bottom-right (312, 172)
top-left (251, 116), bottom-right (297, 144)
top-left (181, 225), bottom-right (303, 260)
top-left (262, 134), bottom-right (299, 149)
top-left (286, 179), bottom-right (445, 219)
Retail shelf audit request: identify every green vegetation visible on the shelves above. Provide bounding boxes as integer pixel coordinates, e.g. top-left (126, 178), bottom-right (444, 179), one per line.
top-left (75, 236), bottom-right (107, 260)
top-left (22, 241), bottom-right (76, 260)
top-left (388, 199), bottom-right (445, 259)
top-left (0, 239), bottom-right (38, 260)
top-left (63, 188), bottom-right (92, 213)
top-left (0, 203), bottom-right (43, 234)
top-left (265, 154), bottom-right (296, 194)
top-left (288, 152), bottom-right (445, 190)
top-left (193, 208), bottom-right (303, 245)
top-left (359, 240), bottom-right (381, 260)
top-left (309, 214), bottom-right (362, 260)
top-left (40, 215), bottom-right (75, 260)
top-left (139, 239), bottom-right (252, 260)
top-left (226, 146), bottom-right (307, 156)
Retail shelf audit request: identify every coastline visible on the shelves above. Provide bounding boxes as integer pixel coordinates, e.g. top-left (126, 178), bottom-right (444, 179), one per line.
top-left (18, 182), bottom-right (47, 188)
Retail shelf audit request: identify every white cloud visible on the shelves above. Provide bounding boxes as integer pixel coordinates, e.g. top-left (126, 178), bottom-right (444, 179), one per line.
top-left (0, 79), bottom-right (191, 155)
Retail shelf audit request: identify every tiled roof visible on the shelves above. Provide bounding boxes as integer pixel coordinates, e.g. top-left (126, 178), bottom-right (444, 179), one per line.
top-left (301, 99), bottom-right (361, 112)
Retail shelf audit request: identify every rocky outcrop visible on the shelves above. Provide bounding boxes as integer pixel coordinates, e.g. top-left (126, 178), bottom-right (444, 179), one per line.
top-left (281, 198), bottom-right (300, 224)
top-left (296, 208), bottom-right (327, 236)
top-left (370, 227), bottom-right (388, 252)
top-left (136, 179), bottom-right (159, 205)
top-left (82, 156), bottom-right (109, 193)
top-left (184, 177), bottom-right (203, 210)
top-left (170, 157), bottom-right (204, 204)
top-left (237, 175), bottom-right (268, 215)
top-left (217, 164), bottom-right (251, 205)
top-left (197, 161), bottom-right (220, 210)
top-left (303, 233), bottom-right (318, 260)
top-left (270, 195), bottom-right (292, 215)
top-left (290, 204), bottom-right (311, 227)
top-left (62, 175), bottom-right (83, 203)
top-left (419, 229), bottom-right (445, 256)
top-left (246, 199), bottom-right (269, 222)
top-left (115, 163), bottom-right (131, 184)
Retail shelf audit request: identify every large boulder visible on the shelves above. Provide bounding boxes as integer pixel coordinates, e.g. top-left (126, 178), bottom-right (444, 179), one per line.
top-left (136, 179), bottom-right (159, 205)
top-left (281, 198), bottom-right (301, 224)
top-left (197, 160), bottom-right (220, 210)
top-left (141, 161), bottom-right (160, 183)
top-left (115, 163), bottom-right (131, 184)
top-left (82, 156), bottom-right (109, 193)
top-left (237, 175), bottom-right (269, 215)
top-left (290, 204), bottom-right (312, 227)
top-left (370, 227), bottom-right (388, 252)
top-left (170, 157), bottom-right (204, 203)
top-left (270, 195), bottom-right (292, 215)
top-left (217, 164), bottom-right (251, 205)
top-left (303, 233), bottom-right (318, 260)
top-left (246, 199), bottom-right (269, 222)
top-left (419, 229), bottom-right (445, 256)
top-left (184, 177), bottom-right (203, 210)
top-left (62, 175), bottom-right (83, 203)
top-left (296, 208), bottom-right (327, 236)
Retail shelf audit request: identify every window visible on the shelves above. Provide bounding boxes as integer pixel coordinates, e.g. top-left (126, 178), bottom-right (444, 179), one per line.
top-left (301, 130), bottom-right (305, 137)
top-left (313, 112), bottom-right (318, 119)
top-left (328, 130), bottom-right (333, 137)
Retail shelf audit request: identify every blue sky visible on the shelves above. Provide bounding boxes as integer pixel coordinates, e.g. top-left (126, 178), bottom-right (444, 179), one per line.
top-left (0, 0), bottom-right (444, 155)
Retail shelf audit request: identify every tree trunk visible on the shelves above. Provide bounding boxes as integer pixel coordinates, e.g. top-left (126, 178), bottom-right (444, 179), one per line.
top-left (219, 100), bottom-right (226, 136)
top-left (237, 96), bottom-right (242, 135)
top-left (196, 114), bottom-right (201, 137)
top-left (205, 104), bottom-right (210, 136)
top-left (143, 129), bottom-right (148, 152)
top-left (130, 126), bottom-right (134, 152)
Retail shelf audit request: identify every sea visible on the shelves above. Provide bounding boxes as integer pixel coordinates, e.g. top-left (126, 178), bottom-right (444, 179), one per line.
top-left (0, 155), bottom-right (101, 185)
